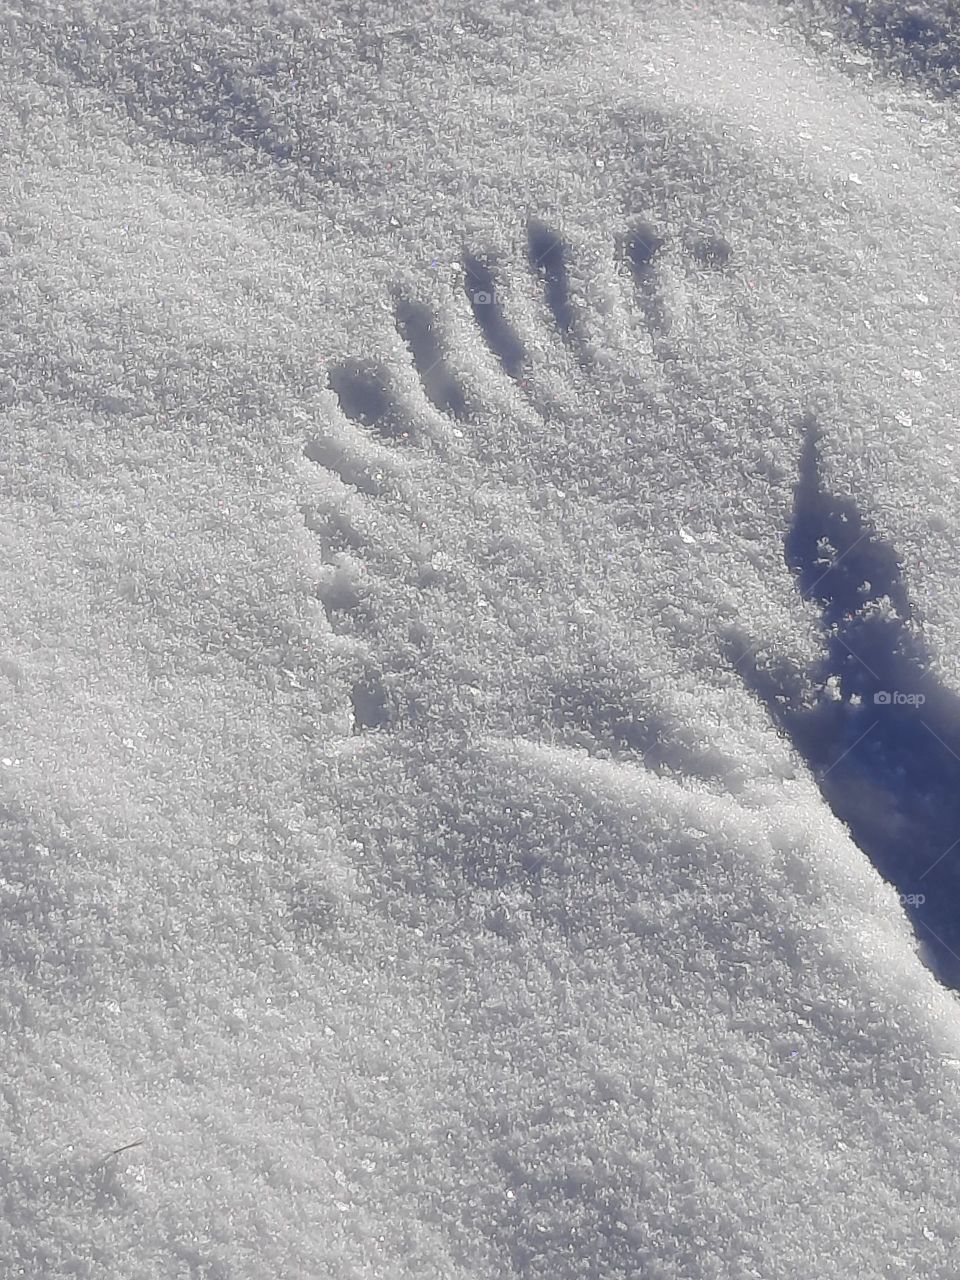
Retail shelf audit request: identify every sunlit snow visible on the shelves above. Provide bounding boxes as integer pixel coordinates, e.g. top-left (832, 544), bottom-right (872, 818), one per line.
top-left (4, 2), bottom-right (960, 1277)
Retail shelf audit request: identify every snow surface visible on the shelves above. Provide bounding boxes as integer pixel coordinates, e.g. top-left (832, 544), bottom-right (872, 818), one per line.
top-left (4, 0), bottom-right (960, 1276)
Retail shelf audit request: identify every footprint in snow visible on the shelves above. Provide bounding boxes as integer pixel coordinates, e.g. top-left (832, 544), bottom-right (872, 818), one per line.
top-left (302, 216), bottom-right (735, 754)
top-left (307, 239), bottom-right (960, 992)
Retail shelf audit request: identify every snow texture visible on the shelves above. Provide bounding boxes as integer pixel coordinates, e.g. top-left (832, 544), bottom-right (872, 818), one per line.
top-left (3, 0), bottom-right (960, 1276)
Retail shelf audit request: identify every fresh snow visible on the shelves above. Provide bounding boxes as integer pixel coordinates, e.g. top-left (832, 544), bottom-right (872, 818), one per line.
top-left (4, 1), bottom-right (960, 1276)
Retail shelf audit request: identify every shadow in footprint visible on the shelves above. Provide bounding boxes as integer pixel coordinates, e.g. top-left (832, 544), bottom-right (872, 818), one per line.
top-left (685, 229), bottom-right (732, 270)
top-left (394, 293), bottom-right (469, 421)
top-left (527, 219), bottom-right (576, 340)
top-left (351, 670), bottom-right (391, 733)
top-left (621, 219), bottom-right (671, 338)
top-left (327, 358), bottom-right (411, 443)
top-left (462, 250), bottom-right (526, 381)
top-left (732, 417), bottom-right (960, 987)
top-left (623, 220), bottom-right (665, 277)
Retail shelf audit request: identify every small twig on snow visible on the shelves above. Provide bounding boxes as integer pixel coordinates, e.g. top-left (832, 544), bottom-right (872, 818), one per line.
top-left (92, 1139), bottom-right (145, 1173)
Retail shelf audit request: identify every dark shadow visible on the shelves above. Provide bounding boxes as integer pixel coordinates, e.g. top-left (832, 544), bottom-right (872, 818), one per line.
top-left (351, 671), bottom-right (391, 732)
top-left (620, 220), bottom-right (671, 338)
top-left (393, 294), bottom-right (468, 420)
top-left (462, 251), bottom-right (526, 381)
top-left (686, 230), bottom-right (732, 269)
top-left (526, 220), bottom-right (576, 340)
top-left (623, 220), bottom-right (665, 277)
top-left (731, 416), bottom-right (960, 988)
top-left (786, 0), bottom-right (960, 98)
top-left (845, 1), bottom-right (951, 71)
top-left (326, 359), bottom-right (411, 443)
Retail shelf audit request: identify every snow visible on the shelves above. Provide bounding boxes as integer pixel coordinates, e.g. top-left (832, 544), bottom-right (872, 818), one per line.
top-left (4, 0), bottom-right (960, 1276)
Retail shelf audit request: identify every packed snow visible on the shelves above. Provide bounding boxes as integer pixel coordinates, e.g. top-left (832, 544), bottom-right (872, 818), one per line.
top-left (4, 1), bottom-right (960, 1276)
